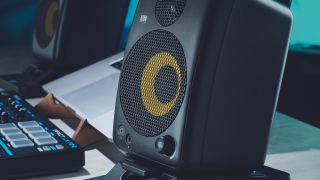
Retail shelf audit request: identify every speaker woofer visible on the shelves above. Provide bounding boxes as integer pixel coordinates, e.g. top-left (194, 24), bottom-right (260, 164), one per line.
top-left (120, 30), bottom-right (187, 137)
top-left (155, 0), bottom-right (186, 27)
top-left (36, 0), bottom-right (60, 48)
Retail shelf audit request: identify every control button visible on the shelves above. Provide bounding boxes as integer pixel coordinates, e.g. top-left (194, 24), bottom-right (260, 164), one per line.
top-left (155, 136), bottom-right (175, 156)
top-left (10, 101), bottom-right (16, 109)
top-left (7, 97), bottom-right (13, 103)
top-left (5, 134), bottom-right (28, 141)
top-left (125, 134), bottom-right (132, 145)
top-left (18, 108), bottom-right (27, 118)
top-left (0, 123), bottom-right (16, 129)
top-left (42, 146), bottom-right (51, 152)
top-left (1, 112), bottom-right (9, 123)
top-left (18, 121), bottom-right (39, 128)
top-left (28, 131), bottom-right (51, 140)
top-left (23, 126), bottom-right (44, 133)
top-left (14, 104), bottom-right (21, 111)
top-left (34, 137), bottom-right (58, 146)
top-left (56, 145), bottom-right (64, 150)
top-left (1, 128), bottom-right (22, 136)
top-left (10, 139), bottom-right (34, 148)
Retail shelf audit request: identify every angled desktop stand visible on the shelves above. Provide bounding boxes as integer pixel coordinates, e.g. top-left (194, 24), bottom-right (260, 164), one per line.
top-left (100, 162), bottom-right (290, 180)
top-left (34, 93), bottom-right (107, 147)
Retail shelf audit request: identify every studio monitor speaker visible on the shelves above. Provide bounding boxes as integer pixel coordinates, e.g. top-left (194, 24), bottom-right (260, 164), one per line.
top-left (33, 0), bottom-right (130, 70)
top-left (114, 0), bottom-right (292, 173)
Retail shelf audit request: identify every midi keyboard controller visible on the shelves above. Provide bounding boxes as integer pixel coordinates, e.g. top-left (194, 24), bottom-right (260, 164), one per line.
top-left (0, 91), bottom-right (84, 179)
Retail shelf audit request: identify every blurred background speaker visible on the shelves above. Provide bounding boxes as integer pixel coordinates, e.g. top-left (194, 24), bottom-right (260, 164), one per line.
top-left (33, 0), bottom-right (130, 70)
top-left (0, 0), bottom-right (136, 98)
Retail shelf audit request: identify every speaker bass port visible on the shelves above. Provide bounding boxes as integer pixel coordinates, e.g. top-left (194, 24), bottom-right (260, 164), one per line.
top-left (155, 136), bottom-right (175, 157)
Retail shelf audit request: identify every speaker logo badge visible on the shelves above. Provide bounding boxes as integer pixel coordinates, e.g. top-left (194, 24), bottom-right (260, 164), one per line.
top-left (139, 15), bottom-right (148, 23)
top-left (141, 52), bottom-right (182, 117)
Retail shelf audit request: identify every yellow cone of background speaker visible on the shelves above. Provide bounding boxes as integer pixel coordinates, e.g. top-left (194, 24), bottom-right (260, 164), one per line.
top-left (45, 1), bottom-right (59, 38)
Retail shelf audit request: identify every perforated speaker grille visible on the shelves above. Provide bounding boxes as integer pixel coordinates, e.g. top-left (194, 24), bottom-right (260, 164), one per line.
top-left (36, 0), bottom-right (60, 48)
top-left (155, 0), bottom-right (186, 27)
top-left (119, 30), bottom-right (187, 137)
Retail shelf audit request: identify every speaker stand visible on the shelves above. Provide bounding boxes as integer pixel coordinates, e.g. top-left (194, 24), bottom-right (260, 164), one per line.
top-left (97, 161), bottom-right (290, 180)
top-left (33, 93), bottom-right (108, 148)
top-left (0, 62), bottom-right (65, 98)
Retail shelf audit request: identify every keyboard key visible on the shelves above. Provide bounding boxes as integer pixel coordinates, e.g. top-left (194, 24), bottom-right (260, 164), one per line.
top-left (5, 134), bottom-right (28, 141)
top-left (34, 137), bottom-right (58, 146)
top-left (42, 146), bottom-right (51, 152)
top-left (0, 123), bottom-right (16, 129)
top-left (23, 126), bottom-right (44, 133)
top-left (29, 131), bottom-right (51, 140)
top-left (56, 145), bottom-right (64, 150)
top-left (17, 121), bottom-right (39, 128)
top-left (50, 146), bottom-right (57, 151)
top-left (10, 139), bottom-right (34, 148)
top-left (1, 128), bottom-right (22, 136)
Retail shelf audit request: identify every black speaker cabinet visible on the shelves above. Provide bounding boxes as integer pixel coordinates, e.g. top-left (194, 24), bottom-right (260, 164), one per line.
top-left (114, 0), bottom-right (292, 173)
top-left (32, 0), bottom-right (130, 70)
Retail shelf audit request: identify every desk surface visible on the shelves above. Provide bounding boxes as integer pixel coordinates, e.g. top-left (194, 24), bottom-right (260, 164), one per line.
top-left (24, 98), bottom-right (320, 180)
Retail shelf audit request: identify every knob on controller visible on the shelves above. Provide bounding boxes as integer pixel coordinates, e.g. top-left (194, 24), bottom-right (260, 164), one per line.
top-left (18, 108), bottom-right (27, 119)
top-left (1, 112), bottom-right (9, 123)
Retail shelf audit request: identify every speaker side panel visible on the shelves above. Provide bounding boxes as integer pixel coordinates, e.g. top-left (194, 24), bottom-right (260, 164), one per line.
top-left (202, 0), bottom-right (292, 171)
top-left (181, 0), bottom-right (236, 169)
top-left (32, 0), bottom-right (65, 61)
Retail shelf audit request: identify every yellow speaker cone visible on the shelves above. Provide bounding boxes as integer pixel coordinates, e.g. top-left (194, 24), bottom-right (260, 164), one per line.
top-left (141, 52), bottom-right (182, 117)
top-left (45, 1), bottom-right (59, 38)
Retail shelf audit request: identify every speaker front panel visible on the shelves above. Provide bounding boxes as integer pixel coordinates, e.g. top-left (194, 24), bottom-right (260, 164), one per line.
top-left (114, 0), bottom-right (212, 167)
top-left (32, 0), bottom-right (65, 60)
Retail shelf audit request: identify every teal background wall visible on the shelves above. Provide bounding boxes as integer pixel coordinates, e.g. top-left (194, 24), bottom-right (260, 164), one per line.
top-left (290, 0), bottom-right (320, 45)
top-left (0, 0), bottom-right (38, 46)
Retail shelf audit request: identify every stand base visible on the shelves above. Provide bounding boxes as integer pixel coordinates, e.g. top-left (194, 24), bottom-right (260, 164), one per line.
top-left (92, 163), bottom-right (290, 180)
top-left (34, 93), bottom-right (107, 148)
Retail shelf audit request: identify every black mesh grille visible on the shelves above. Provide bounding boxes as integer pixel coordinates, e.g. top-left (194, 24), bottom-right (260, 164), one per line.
top-left (155, 66), bottom-right (179, 104)
top-left (155, 0), bottom-right (186, 27)
top-left (119, 30), bottom-right (187, 137)
top-left (36, 0), bottom-right (60, 48)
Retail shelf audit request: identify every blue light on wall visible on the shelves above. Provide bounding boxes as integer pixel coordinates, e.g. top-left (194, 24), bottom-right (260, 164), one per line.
top-left (119, 0), bottom-right (139, 50)
top-left (290, 0), bottom-right (320, 45)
